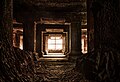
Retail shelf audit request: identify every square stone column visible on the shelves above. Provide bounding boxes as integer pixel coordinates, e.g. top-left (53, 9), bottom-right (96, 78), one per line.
top-left (87, 0), bottom-right (94, 52)
top-left (23, 19), bottom-right (34, 52)
top-left (70, 15), bottom-right (82, 56)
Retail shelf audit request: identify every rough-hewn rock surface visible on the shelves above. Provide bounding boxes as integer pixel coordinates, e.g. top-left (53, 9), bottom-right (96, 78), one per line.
top-left (35, 61), bottom-right (76, 82)
top-left (0, 46), bottom-right (35, 82)
top-left (78, 0), bottom-right (120, 82)
top-left (0, 0), bottom-right (120, 82)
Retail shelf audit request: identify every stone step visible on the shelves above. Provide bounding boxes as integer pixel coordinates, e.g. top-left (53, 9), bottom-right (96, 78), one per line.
top-left (38, 57), bottom-right (68, 62)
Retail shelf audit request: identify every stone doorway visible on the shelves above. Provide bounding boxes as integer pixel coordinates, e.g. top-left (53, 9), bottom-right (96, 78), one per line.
top-left (39, 26), bottom-right (70, 58)
top-left (43, 34), bottom-right (66, 57)
top-left (43, 32), bottom-right (66, 57)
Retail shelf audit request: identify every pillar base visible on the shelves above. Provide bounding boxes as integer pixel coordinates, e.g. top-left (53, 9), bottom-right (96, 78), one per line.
top-left (69, 51), bottom-right (82, 56)
top-left (67, 51), bottom-right (82, 62)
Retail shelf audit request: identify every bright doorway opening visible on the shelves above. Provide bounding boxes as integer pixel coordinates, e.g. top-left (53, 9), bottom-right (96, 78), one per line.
top-left (43, 35), bottom-right (65, 57)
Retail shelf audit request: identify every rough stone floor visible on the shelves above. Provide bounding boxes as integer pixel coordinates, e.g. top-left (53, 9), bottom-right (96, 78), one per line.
top-left (35, 58), bottom-right (76, 82)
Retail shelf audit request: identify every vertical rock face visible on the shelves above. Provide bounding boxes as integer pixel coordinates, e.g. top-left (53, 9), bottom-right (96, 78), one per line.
top-left (75, 0), bottom-right (120, 82)
top-left (0, 0), bottom-right (35, 82)
top-left (91, 0), bottom-right (120, 82)
top-left (95, 0), bottom-right (120, 50)
top-left (0, 0), bottom-right (13, 45)
top-left (0, 46), bottom-right (35, 82)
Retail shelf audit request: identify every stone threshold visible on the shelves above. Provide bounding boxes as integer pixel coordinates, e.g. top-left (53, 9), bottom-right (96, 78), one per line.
top-left (38, 57), bottom-right (68, 62)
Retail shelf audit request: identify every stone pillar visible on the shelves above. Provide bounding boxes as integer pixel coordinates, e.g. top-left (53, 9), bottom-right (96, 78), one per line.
top-left (87, 0), bottom-right (94, 52)
top-left (70, 15), bottom-right (82, 56)
top-left (23, 18), bottom-right (34, 52)
top-left (36, 23), bottom-right (44, 57)
top-left (0, 0), bottom-right (13, 45)
top-left (91, 1), bottom-right (102, 54)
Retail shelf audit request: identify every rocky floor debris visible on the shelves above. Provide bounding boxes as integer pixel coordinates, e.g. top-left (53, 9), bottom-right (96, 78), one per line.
top-left (35, 61), bottom-right (76, 82)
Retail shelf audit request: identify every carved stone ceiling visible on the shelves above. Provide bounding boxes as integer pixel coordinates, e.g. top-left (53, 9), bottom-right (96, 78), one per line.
top-left (14, 0), bottom-right (87, 24)
top-left (14, 0), bottom-right (87, 12)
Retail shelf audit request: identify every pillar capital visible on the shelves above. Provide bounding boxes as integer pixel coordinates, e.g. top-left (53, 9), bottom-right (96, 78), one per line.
top-left (66, 13), bottom-right (82, 23)
top-left (73, 14), bottom-right (82, 23)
